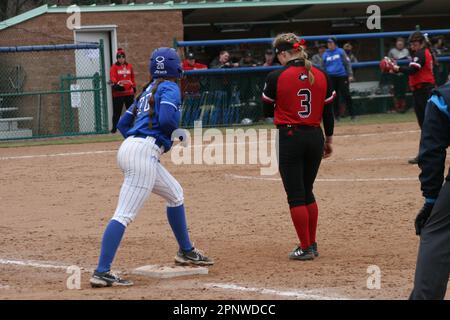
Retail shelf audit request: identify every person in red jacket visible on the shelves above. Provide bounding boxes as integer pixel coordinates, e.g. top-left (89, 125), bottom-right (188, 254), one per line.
top-left (392, 32), bottom-right (436, 164)
top-left (181, 52), bottom-right (207, 95)
top-left (110, 48), bottom-right (136, 133)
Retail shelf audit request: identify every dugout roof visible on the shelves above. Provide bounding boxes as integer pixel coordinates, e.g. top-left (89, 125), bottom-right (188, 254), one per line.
top-left (1, 0), bottom-right (450, 31)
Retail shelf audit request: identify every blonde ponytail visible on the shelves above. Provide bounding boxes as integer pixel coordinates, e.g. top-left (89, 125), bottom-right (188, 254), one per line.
top-left (273, 32), bottom-right (315, 85)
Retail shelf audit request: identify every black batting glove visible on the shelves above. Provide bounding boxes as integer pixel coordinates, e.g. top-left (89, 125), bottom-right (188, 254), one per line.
top-left (415, 202), bottom-right (434, 236)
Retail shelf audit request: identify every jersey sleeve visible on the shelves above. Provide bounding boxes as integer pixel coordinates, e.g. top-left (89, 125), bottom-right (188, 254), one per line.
top-left (419, 97), bottom-right (450, 200)
top-left (321, 70), bottom-right (335, 136)
top-left (399, 49), bottom-right (426, 75)
top-left (262, 70), bottom-right (280, 117)
top-left (117, 102), bottom-right (136, 138)
top-left (110, 65), bottom-right (118, 84)
top-left (158, 82), bottom-right (181, 136)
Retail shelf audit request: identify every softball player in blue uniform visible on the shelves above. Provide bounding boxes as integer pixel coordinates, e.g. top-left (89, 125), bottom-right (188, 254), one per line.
top-left (90, 48), bottom-right (213, 288)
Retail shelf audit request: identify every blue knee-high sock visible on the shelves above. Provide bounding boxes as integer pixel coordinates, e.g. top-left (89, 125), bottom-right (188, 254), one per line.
top-left (167, 204), bottom-right (193, 252)
top-left (96, 219), bottom-right (126, 273)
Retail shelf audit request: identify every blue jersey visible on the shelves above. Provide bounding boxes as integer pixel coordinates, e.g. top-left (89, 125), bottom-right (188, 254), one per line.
top-left (322, 48), bottom-right (349, 77)
top-left (117, 80), bottom-right (181, 152)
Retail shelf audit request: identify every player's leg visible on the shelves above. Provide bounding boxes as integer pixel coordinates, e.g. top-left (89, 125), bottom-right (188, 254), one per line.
top-left (278, 128), bottom-right (313, 261)
top-left (303, 128), bottom-right (325, 257)
top-left (91, 138), bottom-right (158, 287)
top-left (339, 76), bottom-right (355, 119)
top-left (410, 181), bottom-right (450, 300)
top-left (111, 96), bottom-right (124, 133)
top-left (152, 162), bottom-right (214, 266)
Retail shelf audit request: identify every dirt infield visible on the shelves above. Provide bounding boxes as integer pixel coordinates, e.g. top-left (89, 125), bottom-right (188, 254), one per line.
top-left (0, 121), bottom-right (448, 300)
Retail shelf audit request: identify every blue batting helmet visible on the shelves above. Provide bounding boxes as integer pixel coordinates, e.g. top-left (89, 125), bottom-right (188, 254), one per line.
top-left (149, 47), bottom-right (182, 79)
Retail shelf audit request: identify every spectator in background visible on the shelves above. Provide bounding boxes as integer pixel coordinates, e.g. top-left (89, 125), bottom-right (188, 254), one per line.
top-left (431, 36), bottom-right (448, 56)
top-left (110, 48), bottom-right (136, 134)
top-left (263, 49), bottom-right (279, 66)
top-left (240, 51), bottom-right (258, 67)
top-left (343, 42), bottom-right (358, 63)
top-left (311, 43), bottom-right (327, 67)
top-left (182, 52), bottom-right (207, 71)
top-left (389, 37), bottom-right (411, 60)
top-left (210, 50), bottom-right (239, 68)
top-left (431, 36), bottom-right (449, 86)
top-left (181, 52), bottom-right (207, 96)
top-left (323, 37), bottom-right (355, 120)
top-left (388, 38), bottom-right (411, 113)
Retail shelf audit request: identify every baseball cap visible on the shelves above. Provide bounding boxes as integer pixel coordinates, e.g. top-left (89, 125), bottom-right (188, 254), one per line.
top-left (327, 37), bottom-right (337, 44)
top-left (187, 52), bottom-right (195, 59)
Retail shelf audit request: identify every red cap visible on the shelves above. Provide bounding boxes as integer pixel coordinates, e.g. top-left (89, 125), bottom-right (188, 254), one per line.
top-left (116, 48), bottom-right (126, 57)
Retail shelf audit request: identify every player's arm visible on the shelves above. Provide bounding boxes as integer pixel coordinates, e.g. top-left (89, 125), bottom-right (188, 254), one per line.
top-left (130, 65), bottom-right (136, 93)
top-left (340, 49), bottom-right (354, 78)
top-left (262, 71), bottom-right (279, 118)
top-left (158, 83), bottom-right (181, 136)
top-left (396, 49), bottom-right (426, 75)
top-left (419, 96), bottom-right (450, 202)
top-left (117, 103), bottom-right (136, 138)
top-left (322, 72), bottom-right (336, 158)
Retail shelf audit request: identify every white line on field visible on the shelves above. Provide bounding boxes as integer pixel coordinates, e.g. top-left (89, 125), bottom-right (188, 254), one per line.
top-left (0, 129), bottom-right (420, 161)
top-left (0, 150), bottom-right (116, 161)
top-left (205, 283), bottom-right (349, 300)
top-left (228, 174), bottom-right (418, 182)
top-left (0, 258), bottom-right (94, 272)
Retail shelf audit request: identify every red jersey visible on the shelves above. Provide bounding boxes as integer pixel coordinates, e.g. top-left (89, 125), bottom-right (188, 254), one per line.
top-left (262, 59), bottom-right (335, 128)
top-left (402, 48), bottom-right (435, 90)
top-left (110, 62), bottom-right (136, 98)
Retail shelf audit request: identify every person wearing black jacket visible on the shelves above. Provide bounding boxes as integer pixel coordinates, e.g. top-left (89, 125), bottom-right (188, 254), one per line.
top-left (392, 31), bottom-right (436, 164)
top-left (410, 81), bottom-right (450, 300)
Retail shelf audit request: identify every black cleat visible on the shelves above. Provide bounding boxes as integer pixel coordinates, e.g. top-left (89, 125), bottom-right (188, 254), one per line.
top-left (408, 156), bottom-right (419, 165)
top-left (311, 242), bottom-right (319, 257)
top-left (175, 248), bottom-right (214, 266)
top-left (90, 271), bottom-right (133, 288)
top-left (288, 246), bottom-right (314, 261)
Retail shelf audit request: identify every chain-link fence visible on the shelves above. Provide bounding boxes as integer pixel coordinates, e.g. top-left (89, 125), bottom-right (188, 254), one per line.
top-left (0, 42), bottom-right (108, 140)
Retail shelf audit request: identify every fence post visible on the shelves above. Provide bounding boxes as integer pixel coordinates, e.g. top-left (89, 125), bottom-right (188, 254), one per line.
top-left (99, 39), bottom-right (108, 133)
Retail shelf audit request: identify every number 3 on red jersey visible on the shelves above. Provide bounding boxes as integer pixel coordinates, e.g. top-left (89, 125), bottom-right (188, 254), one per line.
top-left (297, 89), bottom-right (312, 118)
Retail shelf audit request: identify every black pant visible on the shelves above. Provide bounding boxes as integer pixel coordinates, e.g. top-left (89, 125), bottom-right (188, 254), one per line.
top-left (410, 180), bottom-right (450, 300)
top-left (112, 95), bottom-right (134, 131)
top-left (331, 76), bottom-right (354, 118)
top-left (412, 85), bottom-right (434, 129)
top-left (278, 126), bottom-right (324, 208)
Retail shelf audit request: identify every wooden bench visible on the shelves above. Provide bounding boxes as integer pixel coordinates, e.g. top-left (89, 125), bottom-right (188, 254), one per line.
top-left (0, 117), bottom-right (33, 131)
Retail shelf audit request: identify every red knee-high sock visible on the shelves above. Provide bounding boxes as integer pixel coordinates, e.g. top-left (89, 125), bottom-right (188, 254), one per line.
top-left (289, 205), bottom-right (310, 250)
top-left (307, 202), bottom-right (319, 244)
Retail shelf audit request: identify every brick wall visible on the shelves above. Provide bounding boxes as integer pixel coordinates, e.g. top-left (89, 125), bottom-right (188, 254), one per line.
top-left (0, 10), bottom-right (184, 135)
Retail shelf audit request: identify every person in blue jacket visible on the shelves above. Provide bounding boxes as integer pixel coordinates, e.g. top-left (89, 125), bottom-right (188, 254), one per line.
top-left (322, 37), bottom-right (355, 120)
top-left (89, 47), bottom-right (214, 288)
top-left (410, 80), bottom-right (450, 299)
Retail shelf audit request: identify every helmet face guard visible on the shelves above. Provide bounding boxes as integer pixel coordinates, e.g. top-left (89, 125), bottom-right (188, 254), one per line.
top-left (149, 47), bottom-right (183, 79)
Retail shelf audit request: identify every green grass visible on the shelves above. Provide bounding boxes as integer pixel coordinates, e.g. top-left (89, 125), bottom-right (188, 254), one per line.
top-left (0, 111), bottom-right (417, 149)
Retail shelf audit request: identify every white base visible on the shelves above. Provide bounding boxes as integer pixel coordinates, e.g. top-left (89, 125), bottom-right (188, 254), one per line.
top-left (132, 264), bottom-right (209, 279)
top-left (0, 129), bottom-right (32, 139)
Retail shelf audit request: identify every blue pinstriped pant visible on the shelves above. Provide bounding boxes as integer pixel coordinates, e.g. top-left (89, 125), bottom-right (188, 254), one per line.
top-left (112, 136), bottom-right (184, 227)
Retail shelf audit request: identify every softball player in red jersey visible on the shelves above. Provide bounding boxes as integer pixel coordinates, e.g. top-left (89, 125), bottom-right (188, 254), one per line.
top-left (262, 33), bottom-right (336, 261)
